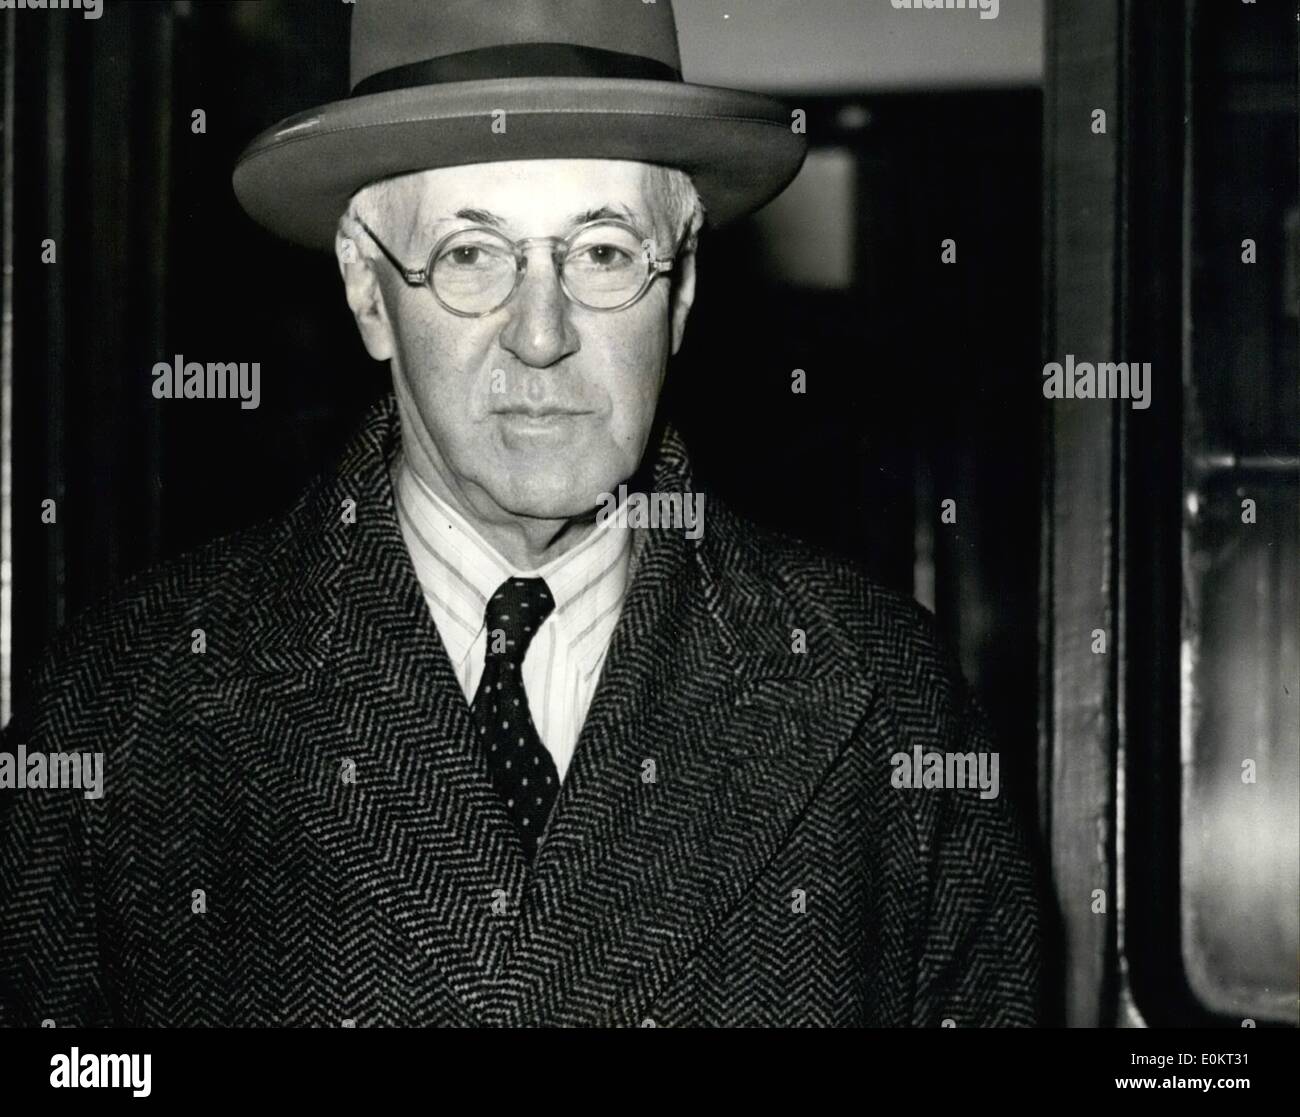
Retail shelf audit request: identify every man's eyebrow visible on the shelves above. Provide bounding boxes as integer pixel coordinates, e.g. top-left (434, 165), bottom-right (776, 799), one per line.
top-left (426, 204), bottom-right (642, 236)
top-left (450, 207), bottom-right (506, 228)
top-left (569, 204), bottom-right (639, 228)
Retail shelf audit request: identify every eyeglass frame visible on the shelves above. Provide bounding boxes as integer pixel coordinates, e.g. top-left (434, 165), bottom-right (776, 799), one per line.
top-left (353, 215), bottom-right (677, 318)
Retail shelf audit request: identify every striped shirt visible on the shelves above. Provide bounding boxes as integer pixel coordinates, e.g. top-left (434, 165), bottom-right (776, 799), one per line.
top-left (390, 454), bottom-right (632, 783)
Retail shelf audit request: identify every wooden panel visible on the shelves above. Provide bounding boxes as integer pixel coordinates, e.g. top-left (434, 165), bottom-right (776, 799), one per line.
top-left (1042, 0), bottom-right (1121, 1028)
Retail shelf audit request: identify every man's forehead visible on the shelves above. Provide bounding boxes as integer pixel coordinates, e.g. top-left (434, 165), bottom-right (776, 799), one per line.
top-left (380, 159), bottom-right (659, 234)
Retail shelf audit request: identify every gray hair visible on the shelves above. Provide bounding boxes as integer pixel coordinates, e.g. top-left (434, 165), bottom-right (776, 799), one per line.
top-left (642, 164), bottom-right (705, 256)
top-left (338, 162), bottom-right (704, 262)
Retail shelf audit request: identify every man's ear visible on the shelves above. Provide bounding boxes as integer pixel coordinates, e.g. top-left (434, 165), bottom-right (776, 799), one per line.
top-left (669, 247), bottom-right (697, 356)
top-left (336, 214), bottom-right (396, 362)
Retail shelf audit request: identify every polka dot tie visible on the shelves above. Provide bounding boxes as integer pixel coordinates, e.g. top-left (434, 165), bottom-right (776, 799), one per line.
top-left (470, 577), bottom-right (559, 863)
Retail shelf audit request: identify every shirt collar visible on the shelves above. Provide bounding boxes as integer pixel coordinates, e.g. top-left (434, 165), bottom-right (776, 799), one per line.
top-left (391, 452), bottom-right (632, 674)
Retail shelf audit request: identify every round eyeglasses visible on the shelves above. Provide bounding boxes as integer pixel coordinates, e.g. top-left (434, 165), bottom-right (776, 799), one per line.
top-left (355, 217), bottom-right (675, 317)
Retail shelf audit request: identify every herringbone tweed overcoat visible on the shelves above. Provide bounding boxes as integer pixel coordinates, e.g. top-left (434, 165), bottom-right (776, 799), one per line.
top-left (0, 392), bottom-right (1041, 1027)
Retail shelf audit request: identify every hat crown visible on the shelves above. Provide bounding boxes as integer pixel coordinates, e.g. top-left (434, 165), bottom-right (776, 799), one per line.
top-left (350, 0), bottom-right (683, 92)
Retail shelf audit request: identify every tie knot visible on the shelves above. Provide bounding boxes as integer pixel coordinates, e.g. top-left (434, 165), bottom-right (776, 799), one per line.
top-left (483, 577), bottom-right (554, 662)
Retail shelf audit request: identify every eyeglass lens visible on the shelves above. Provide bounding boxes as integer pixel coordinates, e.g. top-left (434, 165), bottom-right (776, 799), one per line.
top-left (430, 223), bottom-right (653, 314)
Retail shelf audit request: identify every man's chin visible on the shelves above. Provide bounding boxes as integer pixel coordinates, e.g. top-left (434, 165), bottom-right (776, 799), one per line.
top-left (491, 476), bottom-right (611, 524)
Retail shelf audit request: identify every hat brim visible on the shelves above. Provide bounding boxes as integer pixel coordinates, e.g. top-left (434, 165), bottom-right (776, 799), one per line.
top-left (232, 78), bottom-right (807, 250)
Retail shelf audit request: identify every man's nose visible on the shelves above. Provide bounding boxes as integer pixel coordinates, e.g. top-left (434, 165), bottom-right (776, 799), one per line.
top-left (497, 253), bottom-right (580, 368)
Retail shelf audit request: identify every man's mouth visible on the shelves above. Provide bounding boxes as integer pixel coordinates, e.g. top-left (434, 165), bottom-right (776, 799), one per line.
top-left (496, 406), bottom-right (591, 419)
top-left (494, 407), bottom-right (594, 437)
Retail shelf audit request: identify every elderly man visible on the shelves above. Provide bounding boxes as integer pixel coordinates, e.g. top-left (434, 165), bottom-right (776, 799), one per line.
top-left (0, 0), bottom-right (1040, 1027)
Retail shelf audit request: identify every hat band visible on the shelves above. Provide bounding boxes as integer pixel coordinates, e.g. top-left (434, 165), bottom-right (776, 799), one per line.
top-left (351, 42), bottom-right (682, 97)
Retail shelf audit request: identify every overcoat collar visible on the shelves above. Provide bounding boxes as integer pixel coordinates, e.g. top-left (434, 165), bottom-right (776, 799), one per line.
top-left (214, 393), bottom-right (880, 1025)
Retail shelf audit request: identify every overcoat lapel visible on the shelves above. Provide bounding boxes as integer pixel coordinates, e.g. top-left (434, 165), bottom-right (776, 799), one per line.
top-left (202, 395), bottom-right (530, 1025)
top-left (500, 434), bottom-right (881, 1026)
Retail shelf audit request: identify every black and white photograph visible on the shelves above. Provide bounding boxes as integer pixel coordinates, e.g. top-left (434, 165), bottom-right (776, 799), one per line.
top-left (0, 0), bottom-right (1295, 1091)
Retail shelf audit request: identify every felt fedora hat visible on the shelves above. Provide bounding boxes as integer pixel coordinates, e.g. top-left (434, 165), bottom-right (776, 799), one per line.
top-left (232, 0), bottom-right (808, 251)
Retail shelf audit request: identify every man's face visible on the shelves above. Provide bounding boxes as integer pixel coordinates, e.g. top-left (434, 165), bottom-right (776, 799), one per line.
top-left (351, 159), bottom-right (695, 528)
